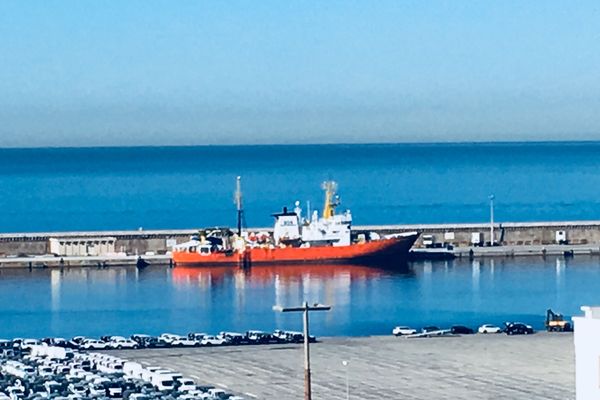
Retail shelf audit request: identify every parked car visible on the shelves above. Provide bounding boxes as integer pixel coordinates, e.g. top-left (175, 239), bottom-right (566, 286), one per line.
top-left (272, 329), bottom-right (290, 342)
top-left (218, 332), bottom-right (247, 345)
top-left (176, 378), bottom-right (196, 392)
top-left (292, 331), bottom-right (315, 343)
top-left (37, 365), bottom-right (54, 377)
top-left (246, 330), bottom-right (274, 344)
top-left (504, 322), bottom-right (534, 335)
top-left (392, 326), bottom-right (417, 336)
top-left (67, 382), bottom-right (88, 396)
top-left (108, 338), bottom-right (139, 349)
top-left (478, 324), bottom-right (502, 334)
top-left (71, 336), bottom-right (89, 347)
top-left (187, 332), bottom-right (207, 341)
top-left (421, 326), bottom-right (440, 333)
top-left (207, 388), bottom-right (229, 399)
top-left (159, 333), bottom-right (198, 347)
top-left (149, 373), bottom-right (175, 391)
top-left (201, 336), bottom-right (226, 346)
top-left (102, 380), bottom-right (124, 398)
top-left (131, 334), bottom-right (169, 348)
top-left (81, 339), bottom-right (109, 350)
top-left (48, 337), bottom-right (72, 348)
top-left (0, 339), bottom-right (12, 354)
top-left (20, 339), bottom-right (41, 351)
top-left (450, 325), bottom-right (474, 334)
top-left (88, 383), bottom-right (105, 396)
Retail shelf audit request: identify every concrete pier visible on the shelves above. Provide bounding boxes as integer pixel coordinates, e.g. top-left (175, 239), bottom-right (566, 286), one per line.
top-left (112, 333), bottom-right (574, 400)
top-left (2, 220), bottom-right (600, 266)
top-left (364, 220), bottom-right (600, 248)
top-left (411, 243), bottom-right (600, 259)
top-left (0, 254), bottom-right (171, 269)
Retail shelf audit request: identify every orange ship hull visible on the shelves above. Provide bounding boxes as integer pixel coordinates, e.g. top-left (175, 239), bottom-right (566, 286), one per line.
top-left (172, 234), bottom-right (419, 267)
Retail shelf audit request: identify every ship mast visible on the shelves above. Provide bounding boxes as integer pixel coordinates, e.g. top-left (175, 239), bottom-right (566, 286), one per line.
top-left (235, 176), bottom-right (243, 236)
top-left (321, 180), bottom-right (338, 219)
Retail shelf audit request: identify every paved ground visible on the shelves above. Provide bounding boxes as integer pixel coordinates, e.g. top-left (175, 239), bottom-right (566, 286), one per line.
top-left (112, 332), bottom-right (574, 400)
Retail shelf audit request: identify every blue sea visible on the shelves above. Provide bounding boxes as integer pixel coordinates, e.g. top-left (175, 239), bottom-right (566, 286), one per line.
top-left (2, 141), bottom-right (600, 338)
top-left (0, 257), bottom-right (594, 339)
top-left (1, 142), bottom-right (600, 232)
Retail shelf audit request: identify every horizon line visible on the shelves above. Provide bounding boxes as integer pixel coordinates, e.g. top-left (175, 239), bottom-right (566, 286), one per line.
top-left (2, 139), bottom-right (600, 150)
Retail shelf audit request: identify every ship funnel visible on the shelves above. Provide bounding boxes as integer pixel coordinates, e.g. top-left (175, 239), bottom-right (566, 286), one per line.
top-left (321, 180), bottom-right (339, 219)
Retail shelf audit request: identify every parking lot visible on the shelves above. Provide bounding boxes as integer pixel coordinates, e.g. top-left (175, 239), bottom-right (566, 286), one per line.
top-left (114, 333), bottom-right (575, 400)
top-left (0, 330), bottom-right (314, 399)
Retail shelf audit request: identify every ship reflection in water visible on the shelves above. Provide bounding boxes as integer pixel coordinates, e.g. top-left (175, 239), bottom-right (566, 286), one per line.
top-left (2, 256), bottom-right (600, 338)
top-left (171, 263), bottom-right (411, 326)
top-left (171, 263), bottom-right (408, 287)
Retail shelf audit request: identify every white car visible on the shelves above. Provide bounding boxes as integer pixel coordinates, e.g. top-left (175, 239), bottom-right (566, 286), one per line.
top-left (478, 324), bottom-right (502, 334)
top-left (392, 326), bottom-right (417, 336)
top-left (81, 339), bottom-right (108, 350)
top-left (177, 378), bottom-right (197, 392)
top-left (20, 339), bottom-right (41, 351)
top-left (88, 383), bottom-right (105, 397)
top-left (159, 333), bottom-right (198, 347)
top-left (208, 388), bottom-right (229, 399)
top-left (68, 383), bottom-right (88, 396)
top-left (201, 335), bottom-right (226, 346)
top-left (108, 338), bottom-right (139, 349)
top-left (184, 390), bottom-right (207, 399)
top-left (37, 365), bottom-right (54, 377)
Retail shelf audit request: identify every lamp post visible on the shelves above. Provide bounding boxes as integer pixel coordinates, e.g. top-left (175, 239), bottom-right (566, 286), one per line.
top-left (273, 301), bottom-right (331, 400)
top-left (342, 360), bottom-right (349, 400)
top-left (489, 194), bottom-right (495, 246)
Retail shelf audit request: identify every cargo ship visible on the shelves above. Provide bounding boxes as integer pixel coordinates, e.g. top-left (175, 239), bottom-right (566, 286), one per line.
top-left (172, 179), bottom-right (418, 267)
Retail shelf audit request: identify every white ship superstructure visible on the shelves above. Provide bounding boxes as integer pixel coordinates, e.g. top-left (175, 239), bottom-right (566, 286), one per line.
top-left (273, 181), bottom-right (352, 247)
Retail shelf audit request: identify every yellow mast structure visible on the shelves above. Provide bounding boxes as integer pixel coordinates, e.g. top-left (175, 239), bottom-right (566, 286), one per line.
top-left (321, 180), bottom-right (338, 218)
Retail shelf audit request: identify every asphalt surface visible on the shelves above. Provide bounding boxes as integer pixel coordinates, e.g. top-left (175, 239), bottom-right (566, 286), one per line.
top-left (111, 332), bottom-right (574, 400)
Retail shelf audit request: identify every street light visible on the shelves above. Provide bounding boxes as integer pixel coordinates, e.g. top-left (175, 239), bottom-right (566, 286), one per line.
top-left (489, 194), bottom-right (495, 246)
top-left (273, 301), bottom-right (331, 400)
top-left (341, 360), bottom-right (349, 400)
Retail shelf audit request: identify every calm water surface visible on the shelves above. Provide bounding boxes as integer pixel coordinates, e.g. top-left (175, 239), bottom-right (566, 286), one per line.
top-left (2, 142), bottom-right (600, 338)
top-left (1, 256), bottom-right (598, 339)
top-left (1, 142), bottom-right (600, 232)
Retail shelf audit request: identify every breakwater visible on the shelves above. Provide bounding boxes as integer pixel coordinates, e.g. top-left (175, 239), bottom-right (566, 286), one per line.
top-left (1, 220), bottom-right (600, 267)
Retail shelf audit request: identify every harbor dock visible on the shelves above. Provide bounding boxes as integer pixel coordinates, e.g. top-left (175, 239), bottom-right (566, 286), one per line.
top-left (2, 220), bottom-right (600, 267)
top-left (112, 332), bottom-right (574, 400)
top-left (0, 254), bottom-right (171, 269)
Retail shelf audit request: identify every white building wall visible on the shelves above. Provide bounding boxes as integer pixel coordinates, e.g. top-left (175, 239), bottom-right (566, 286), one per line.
top-left (48, 238), bottom-right (116, 256)
top-left (573, 306), bottom-right (600, 400)
top-left (49, 239), bottom-right (61, 255)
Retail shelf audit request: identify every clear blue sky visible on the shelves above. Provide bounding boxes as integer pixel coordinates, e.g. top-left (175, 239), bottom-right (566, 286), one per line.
top-left (1, 1), bottom-right (599, 147)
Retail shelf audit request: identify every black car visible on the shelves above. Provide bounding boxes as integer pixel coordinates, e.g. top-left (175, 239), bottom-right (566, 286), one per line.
top-left (196, 385), bottom-right (216, 393)
top-left (504, 323), bottom-right (534, 335)
top-left (42, 337), bottom-right (74, 348)
top-left (219, 332), bottom-right (247, 345)
top-left (131, 335), bottom-right (169, 348)
top-left (451, 325), bottom-right (474, 334)
top-left (246, 330), bottom-right (275, 344)
top-left (421, 326), bottom-right (440, 333)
